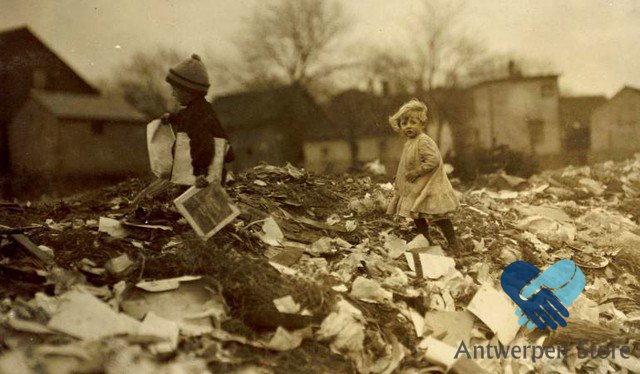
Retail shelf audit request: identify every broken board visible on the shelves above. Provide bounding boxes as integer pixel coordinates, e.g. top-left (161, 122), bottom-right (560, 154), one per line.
top-left (173, 182), bottom-right (240, 240)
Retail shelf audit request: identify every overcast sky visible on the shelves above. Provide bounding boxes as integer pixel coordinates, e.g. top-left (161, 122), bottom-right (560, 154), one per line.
top-left (2, 0), bottom-right (639, 97)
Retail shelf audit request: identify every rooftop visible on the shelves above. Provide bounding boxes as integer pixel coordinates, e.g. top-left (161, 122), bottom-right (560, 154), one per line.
top-left (470, 74), bottom-right (560, 90)
top-left (31, 90), bottom-right (146, 122)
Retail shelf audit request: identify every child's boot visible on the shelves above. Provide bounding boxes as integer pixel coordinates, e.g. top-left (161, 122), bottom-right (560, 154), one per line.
top-left (414, 218), bottom-right (435, 244)
top-left (434, 219), bottom-right (463, 252)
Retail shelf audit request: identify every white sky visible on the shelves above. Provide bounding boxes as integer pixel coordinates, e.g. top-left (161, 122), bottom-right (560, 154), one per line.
top-left (1, 0), bottom-right (639, 97)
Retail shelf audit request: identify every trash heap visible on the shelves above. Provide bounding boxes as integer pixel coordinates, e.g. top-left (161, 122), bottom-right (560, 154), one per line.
top-left (1, 156), bottom-right (640, 373)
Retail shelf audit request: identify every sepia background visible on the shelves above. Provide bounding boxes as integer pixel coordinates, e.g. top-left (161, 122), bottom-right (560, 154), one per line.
top-left (1, 0), bottom-right (639, 198)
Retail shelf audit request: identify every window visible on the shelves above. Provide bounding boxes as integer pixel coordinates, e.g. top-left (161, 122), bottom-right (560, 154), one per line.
top-left (541, 83), bottom-right (555, 97)
top-left (527, 119), bottom-right (544, 144)
top-left (91, 121), bottom-right (105, 135)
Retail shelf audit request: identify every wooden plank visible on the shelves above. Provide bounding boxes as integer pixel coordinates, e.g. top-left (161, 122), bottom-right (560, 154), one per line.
top-left (0, 225), bottom-right (54, 265)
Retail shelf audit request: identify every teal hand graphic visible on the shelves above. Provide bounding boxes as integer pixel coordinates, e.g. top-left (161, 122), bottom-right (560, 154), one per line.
top-left (515, 259), bottom-right (585, 329)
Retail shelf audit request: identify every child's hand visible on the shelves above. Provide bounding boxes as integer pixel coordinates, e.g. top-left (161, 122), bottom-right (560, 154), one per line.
top-left (405, 169), bottom-right (424, 183)
top-left (195, 175), bottom-right (209, 188)
top-left (160, 113), bottom-right (171, 124)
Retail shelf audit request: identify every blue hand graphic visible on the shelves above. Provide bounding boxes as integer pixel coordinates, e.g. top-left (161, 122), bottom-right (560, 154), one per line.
top-left (516, 259), bottom-right (585, 329)
top-left (501, 261), bottom-right (569, 330)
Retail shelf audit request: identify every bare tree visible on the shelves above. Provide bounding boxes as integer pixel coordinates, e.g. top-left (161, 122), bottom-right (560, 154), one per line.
top-left (408, 0), bottom-right (486, 89)
top-left (404, 0), bottom-right (486, 147)
top-left (360, 47), bottom-right (419, 95)
top-left (234, 0), bottom-right (352, 90)
top-left (105, 48), bottom-right (183, 118)
top-left (104, 48), bottom-right (240, 118)
top-left (114, 48), bottom-right (185, 118)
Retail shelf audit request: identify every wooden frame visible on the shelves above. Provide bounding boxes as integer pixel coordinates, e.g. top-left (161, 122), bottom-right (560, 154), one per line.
top-left (173, 183), bottom-right (240, 240)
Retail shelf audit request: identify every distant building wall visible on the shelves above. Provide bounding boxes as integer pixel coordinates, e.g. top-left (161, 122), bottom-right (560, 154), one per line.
top-left (8, 100), bottom-right (58, 175)
top-left (9, 100), bottom-right (148, 177)
top-left (303, 126), bottom-right (454, 175)
top-left (590, 88), bottom-right (640, 162)
top-left (305, 135), bottom-right (418, 175)
top-left (304, 139), bottom-right (351, 173)
top-left (470, 78), bottom-right (561, 157)
top-left (227, 123), bottom-right (291, 171)
top-left (55, 119), bottom-right (148, 176)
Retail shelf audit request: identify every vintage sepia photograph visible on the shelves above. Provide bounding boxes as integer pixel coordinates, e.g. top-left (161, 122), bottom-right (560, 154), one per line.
top-left (0, 0), bottom-right (639, 372)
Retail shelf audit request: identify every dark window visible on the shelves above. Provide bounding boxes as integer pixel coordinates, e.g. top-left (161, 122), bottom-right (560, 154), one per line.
top-left (321, 147), bottom-right (329, 156)
top-left (246, 148), bottom-right (254, 156)
top-left (541, 83), bottom-right (555, 97)
top-left (527, 119), bottom-right (544, 144)
top-left (91, 121), bottom-right (105, 135)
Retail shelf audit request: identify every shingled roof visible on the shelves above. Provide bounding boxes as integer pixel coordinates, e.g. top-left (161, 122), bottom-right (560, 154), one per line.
top-left (212, 85), bottom-right (337, 140)
top-left (31, 90), bottom-right (146, 122)
top-left (320, 88), bottom-right (472, 141)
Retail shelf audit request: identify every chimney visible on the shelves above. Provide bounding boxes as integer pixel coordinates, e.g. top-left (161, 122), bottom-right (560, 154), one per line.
top-left (507, 60), bottom-right (521, 78)
top-left (381, 80), bottom-right (390, 97)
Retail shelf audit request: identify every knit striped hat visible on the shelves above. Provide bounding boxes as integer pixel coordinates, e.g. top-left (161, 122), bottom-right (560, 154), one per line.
top-left (166, 54), bottom-right (210, 93)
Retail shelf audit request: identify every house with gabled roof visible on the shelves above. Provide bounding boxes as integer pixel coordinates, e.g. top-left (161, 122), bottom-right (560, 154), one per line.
top-left (9, 90), bottom-right (147, 179)
top-left (590, 86), bottom-right (640, 162)
top-left (212, 84), bottom-right (336, 171)
top-left (466, 73), bottom-right (562, 166)
top-left (0, 26), bottom-right (100, 173)
top-left (0, 26), bottom-right (148, 197)
top-left (304, 88), bottom-right (467, 174)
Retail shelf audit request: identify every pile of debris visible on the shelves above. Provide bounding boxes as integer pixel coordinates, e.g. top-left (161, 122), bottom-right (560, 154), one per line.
top-left (1, 156), bottom-right (640, 373)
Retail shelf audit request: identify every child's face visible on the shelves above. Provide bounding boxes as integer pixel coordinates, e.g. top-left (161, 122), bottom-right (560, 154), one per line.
top-left (398, 112), bottom-right (424, 138)
top-left (171, 86), bottom-right (196, 106)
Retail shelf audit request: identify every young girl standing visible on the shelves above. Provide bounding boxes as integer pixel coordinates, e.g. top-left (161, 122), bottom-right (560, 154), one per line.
top-left (386, 99), bottom-right (461, 250)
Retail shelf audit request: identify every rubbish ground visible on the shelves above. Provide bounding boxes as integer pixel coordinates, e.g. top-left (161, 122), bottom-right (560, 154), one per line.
top-left (1, 158), bottom-right (640, 373)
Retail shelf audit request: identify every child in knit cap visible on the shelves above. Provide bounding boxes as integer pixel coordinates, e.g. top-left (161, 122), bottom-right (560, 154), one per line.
top-left (386, 99), bottom-right (462, 251)
top-left (162, 54), bottom-right (234, 188)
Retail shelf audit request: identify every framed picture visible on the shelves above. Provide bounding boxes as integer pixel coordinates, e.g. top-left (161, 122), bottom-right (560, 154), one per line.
top-left (173, 183), bottom-right (240, 240)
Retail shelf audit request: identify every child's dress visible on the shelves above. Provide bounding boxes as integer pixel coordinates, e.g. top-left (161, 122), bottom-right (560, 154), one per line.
top-left (387, 133), bottom-right (459, 219)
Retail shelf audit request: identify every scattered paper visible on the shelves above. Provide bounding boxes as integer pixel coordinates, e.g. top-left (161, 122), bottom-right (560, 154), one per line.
top-left (48, 290), bottom-right (142, 340)
top-left (384, 235), bottom-right (407, 259)
top-left (136, 275), bottom-right (202, 292)
top-left (466, 284), bottom-right (520, 345)
top-left (407, 234), bottom-right (430, 250)
top-left (419, 336), bottom-right (458, 369)
top-left (98, 217), bottom-right (129, 239)
top-left (122, 277), bottom-right (227, 336)
top-left (273, 295), bottom-right (301, 314)
top-left (258, 216), bottom-right (284, 247)
top-left (424, 311), bottom-right (474, 347)
top-left (266, 327), bottom-right (310, 351)
top-left (105, 254), bottom-right (134, 275)
top-left (317, 299), bottom-right (365, 355)
top-left (350, 276), bottom-right (392, 303)
top-left (405, 249), bottom-right (455, 279)
top-left (138, 312), bottom-right (180, 353)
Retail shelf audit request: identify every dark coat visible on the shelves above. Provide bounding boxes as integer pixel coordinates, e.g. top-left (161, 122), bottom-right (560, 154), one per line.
top-left (168, 96), bottom-right (234, 176)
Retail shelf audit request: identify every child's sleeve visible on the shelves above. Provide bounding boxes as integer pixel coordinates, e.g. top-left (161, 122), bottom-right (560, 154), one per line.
top-left (416, 138), bottom-right (440, 174)
top-left (186, 117), bottom-right (214, 177)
